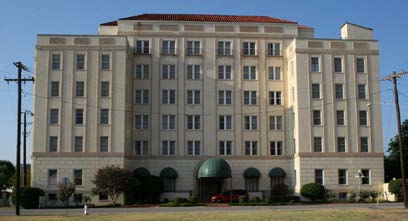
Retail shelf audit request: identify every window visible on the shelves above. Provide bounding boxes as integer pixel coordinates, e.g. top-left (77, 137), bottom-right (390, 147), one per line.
top-left (243, 42), bottom-right (256, 55)
top-left (101, 54), bottom-right (110, 70)
top-left (246, 178), bottom-right (259, 192)
top-left (134, 140), bottom-right (148, 155)
top-left (315, 169), bottom-right (324, 185)
top-left (135, 64), bottom-right (149, 79)
top-left (161, 140), bottom-right (175, 155)
top-left (244, 141), bottom-right (258, 155)
top-left (334, 57), bottom-right (342, 72)
top-left (218, 90), bottom-right (232, 105)
top-left (161, 64), bottom-right (176, 79)
top-left (218, 65), bottom-right (232, 80)
top-left (312, 84), bottom-right (320, 99)
top-left (135, 114), bottom-right (149, 129)
top-left (186, 41), bottom-right (200, 55)
top-left (162, 40), bottom-right (176, 55)
top-left (100, 109), bottom-right (109, 125)
top-left (269, 116), bottom-right (282, 130)
top-left (75, 81), bottom-right (85, 97)
top-left (74, 136), bottom-right (83, 152)
top-left (187, 90), bottom-right (200, 105)
top-left (135, 89), bottom-right (149, 104)
top-left (49, 136), bottom-right (58, 152)
top-left (73, 169), bottom-right (82, 186)
top-left (314, 137), bottom-right (322, 152)
top-left (270, 141), bottom-right (282, 156)
top-left (356, 58), bottom-right (365, 73)
top-left (360, 137), bottom-right (369, 152)
top-left (267, 42), bottom-right (280, 56)
top-left (269, 91), bottom-right (282, 105)
top-left (135, 40), bottom-right (150, 54)
top-left (75, 109), bottom-right (84, 125)
top-left (311, 57), bottom-right (320, 72)
top-left (161, 90), bottom-right (176, 104)
top-left (338, 169), bottom-right (347, 185)
top-left (48, 170), bottom-right (57, 186)
top-left (161, 115), bottom-right (176, 130)
top-left (337, 137), bottom-right (346, 152)
top-left (76, 54), bottom-right (85, 70)
top-left (186, 115), bottom-right (200, 130)
top-left (50, 109), bottom-right (59, 124)
top-left (243, 66), bottom-right (256, 80)
top-left (101, 81), bottom-right (109, 97)
top-left (359, 110), bottom-right (367, 126)
top-left (268, 66), bottom-right (281, 80)
top-left (99, 193), bottom-right (108, 201)
top-left (187, 65), bottom-right (200, 79)
top-left (244, 90), bottom-right (257, 105)
top-left (336, 110), bottom-right (345, 126)
top-left (361, 169), bottom-right (370, 184)
top-left (51, 54), bottom-right (61, 70)
top-left (219, 141), bottom-right (232, 155)
top-left (313, 110), bottom-right (321, 126)
top-left (358, 84), bottom-right (366, 99)
top-left (244, 115), bottom-right (257, 130)
top-left (50, 81), bottom-right (59, 97)
top-left (219, 115), bottom-right (232, 130)
top-left (187, 141), bottom-right (200, 155)
top-left (100, 136), bottom-right (109, 152)
top-left (163, 178), bottom-right (176, 192)
top-left (217, 41), bottom-right (231, 55)
top-left (335, 84), bottom-right (343, 99)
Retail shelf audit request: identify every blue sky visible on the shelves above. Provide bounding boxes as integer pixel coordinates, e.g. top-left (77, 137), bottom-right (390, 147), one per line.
top-left (1, 0), bottom-right (407, 163)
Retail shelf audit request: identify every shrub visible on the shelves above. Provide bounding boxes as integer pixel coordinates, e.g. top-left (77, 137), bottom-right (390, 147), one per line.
top-left (264, 196), bottom-right (271, 204)
top-left (389, 179), bottom-right (408, 201)
top-left (300, 183), bottom-right (325, 201)
top-left (238, 195), bottom-right (247, 204)
top-left (12, 187), bottom-right (45, 209)
top-left (325, 190), bottom-right (337, 202)
top-left (359, 190), bottom-right (371, 202)
top-left (271, 184), bottom-right (289, 196)
top-left (250, 196), bottom-right (261, 203)
top-left (188, 196), bottom-right (198, 204)
top-left (347, 191), bottom-right (357, 202)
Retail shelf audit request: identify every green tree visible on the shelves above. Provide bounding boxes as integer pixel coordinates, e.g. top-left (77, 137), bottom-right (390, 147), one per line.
top-left (57, 181), bottom-right (76, 207)
top-left (300, 183), bottom-right (326, 201)
top-left (92, 165), bottom-right (130, 205)
top-left (385, 119), bottom-right (408, 182)
top-left (0, 160), bottom-right (15, 191)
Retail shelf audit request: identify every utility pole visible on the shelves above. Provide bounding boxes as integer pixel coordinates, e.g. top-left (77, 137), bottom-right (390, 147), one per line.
top-left (384, 71), bottom-right (408, 208)
top-left (22, 110), bottom-right (32, 186)
top-left (4, 62), bottom-right (34, 216)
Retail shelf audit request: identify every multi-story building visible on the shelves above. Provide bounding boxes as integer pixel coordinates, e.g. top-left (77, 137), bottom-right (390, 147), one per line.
top-left (31, 14), bottom-right (383, 204)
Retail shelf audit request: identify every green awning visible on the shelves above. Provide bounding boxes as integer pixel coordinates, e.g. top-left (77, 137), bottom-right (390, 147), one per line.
top-left (160, 167), bottom-right (178, 178)
top-left (197, 158), bottom-right (231, 178)
top-left (269, 167), bottom-right (286, 177)
top-left (243, 167), bottom-right (261, 178)
top-left (133, 167), bottom-right (151, 177)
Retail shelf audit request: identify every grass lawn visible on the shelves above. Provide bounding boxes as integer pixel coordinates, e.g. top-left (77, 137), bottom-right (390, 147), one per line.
top-left (1, 209), bottom-right (408, 221)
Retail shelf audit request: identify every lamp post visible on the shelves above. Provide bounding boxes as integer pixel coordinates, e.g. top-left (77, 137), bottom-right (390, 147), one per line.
top-left (354, 170), bottom-right (364, 202)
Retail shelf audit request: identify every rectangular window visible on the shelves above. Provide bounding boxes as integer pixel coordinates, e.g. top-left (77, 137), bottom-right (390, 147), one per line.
top-left (270, 141), bottom-right (282, 156)
top-left (312, 84), bottom-right (320, 99)
top-left (335, 84), bottom-right (343, 99)
top-left (135, 40), bottom-right (150, 54)
top-left (243, 66), bottom-right (256, 80)
top-left (218, 90), bottom-right (232, 105)
top-left (162, 40), bottom-right (176, 55)
top-left (100, 109), bottom-right (109, 125)
top-left (358, 84), bottom-right (366, 99)
top-left (161, 115), bottom-right (176, 130)
top-left (50, 109), bottom-right (59, 124)
top-left (75, 81), bottom-right (85, 97)
top-left (311, 57), bottom-right (320, 72)
top-left (73, 169), bottom-right (83, 186)
top-left (361, 169), bottom-right (370, 184)
top-left (356, 58), bottom-right (365, 73)
top-left (337, 137), bottom-right (346, 152)
top-left (219, 115), bottom-right (232, 130)
top-left (217, 41), bottom-right (232, 55)
top-left (187, 90), bottom-right (200, 105)
top-left (51, 81), bottom-right (59, 97)
top-left (161, 140), bottom-right (175, 155)
top-left (186, 41), bottom-right (201, 55)
top-left (134, 140), bottom-right (148, 155)
top-left (338, 169), bottom-right (347, 185)
top-left (336, 110), bottom-right (345, 126)
top-left (100, 136), bottom-right (109, 152)
top-left (48, 170), bottom-right (57, 186)
top-left (313, 110), bottom-right (321, 126)
top-left (161, 90), bottom-right (176, 104)
top-left (269, 91), bottom-right (282, 105)
top-left (186, 115), bottom-right (200, 130)
top-left (244, 141), bottom-right (258, 155)
top-left (186, 65), bottom-right (201, 79)
top-left (243, 42), bottom-right (256, 55)
top-left (101, 81), bottom-right (110, 97)
top-left (314, 137), bottom-right (322, 152)
top-left (76, 54), bottom-right (85, 70)
top-left (334, 57), bottom-right (342, 72)
top-left (101, 54), bottom-right (110, 70)
top-left (315, 169), bottom-right (324, 185)
top-left (269, 115), bottom-right (282, 130)
top-left (135, 114), bottom-right (149, 129)
top-left (360, 137), bottom-right (369, 152)
top-left (244, 115), bottom-right (257, 130)
top-left (244, 91), bottom-right (257, 105)
top-left (219, 141), bottom-right (232, 155)
top-left (187, 141), bottom-right (201, 155)
top-left (135, 89), bottom-right (149, 104)
top-left (161, 64), bottom-right (176, 79)
top-left (135, 64), bottom-right (150, 79)
top-left (218, 65), bottom-right (232, 80)
top-left (75, 109), bottom-right (84, 125)
top-left (49, 136), bottom-right (58, 152)
top-left (74, 136), bottom-right (83, 152)
top-left (51, 54), bottom-right (61, 70)
top-left (268, 66), bottom-right (281, 80)
top-left (267, 42), bottom-right (280, 56)
top-left (359, 110), bottom-right (367, 126)
top-left (99, 193), bottom-right (108, 201)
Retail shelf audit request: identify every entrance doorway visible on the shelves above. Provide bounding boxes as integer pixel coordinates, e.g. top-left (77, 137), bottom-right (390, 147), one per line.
top-left (198, 178), bottom-right (222, 202)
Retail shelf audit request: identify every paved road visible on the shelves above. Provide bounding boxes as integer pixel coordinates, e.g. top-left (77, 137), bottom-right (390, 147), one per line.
top-left (0, 203), bottom-right (404, 216)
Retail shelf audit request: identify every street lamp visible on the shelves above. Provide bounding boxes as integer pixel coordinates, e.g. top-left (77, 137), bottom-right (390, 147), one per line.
top-left (354, 170), bottom-right (364, 202)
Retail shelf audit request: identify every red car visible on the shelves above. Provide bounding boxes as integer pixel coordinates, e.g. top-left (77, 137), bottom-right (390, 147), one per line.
top-left (211, 190), bottom-right (249, 203)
